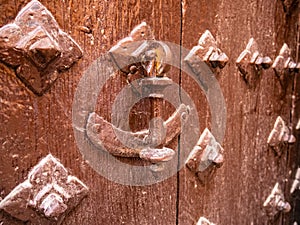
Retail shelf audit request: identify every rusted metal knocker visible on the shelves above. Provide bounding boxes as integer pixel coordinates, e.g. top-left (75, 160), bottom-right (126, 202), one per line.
top-left (86, 22), bottom-right (190, 164)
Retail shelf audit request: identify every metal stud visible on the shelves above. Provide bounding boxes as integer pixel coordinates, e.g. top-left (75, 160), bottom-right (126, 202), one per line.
top-left (0, 0), bottom-right (83, 95)
top-left (109, 22), bottom-right (171, 82)
top-left (267, 116), bottom-right (296, 154)
top-left (184, 30), bottom-right (228, 71)
top-left (186, 128), bottom-right (224, 185)
top-left (236, 38), bottom-right (272, 83)
top-left (263, 182), bottom-right (291, 217)
top-left (0, 154), bottom-right (88, 224)
top-left (272, 43), bottom-right (300, 76)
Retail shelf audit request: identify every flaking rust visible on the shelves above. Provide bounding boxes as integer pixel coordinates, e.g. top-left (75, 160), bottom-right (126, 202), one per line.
top-left (0, 0), bottom-right (83, 95)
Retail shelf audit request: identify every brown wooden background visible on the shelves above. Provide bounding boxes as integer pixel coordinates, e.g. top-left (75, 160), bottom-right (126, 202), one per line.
top-left (0, 0), bottom-right (299, 224)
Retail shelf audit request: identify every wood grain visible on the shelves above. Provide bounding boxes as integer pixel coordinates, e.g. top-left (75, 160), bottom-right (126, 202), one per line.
top-left (179, 0), bottom-right (299, 224)
top-left (0, 0), bottom-right (299, 224)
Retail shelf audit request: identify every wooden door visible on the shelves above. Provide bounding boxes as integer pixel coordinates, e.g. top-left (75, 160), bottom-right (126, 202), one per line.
top-left (0, 0), bottom-right (299, 224)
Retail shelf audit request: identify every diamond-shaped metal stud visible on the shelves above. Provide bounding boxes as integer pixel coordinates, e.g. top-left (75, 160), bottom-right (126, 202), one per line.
top-left (186, 128), bottom-right (224, 185)
top-left (236, 38), bottom-right (272, 83)
top-left (26, 30), bottom-right (61, 69)
top-left (263, 182), bottom-right (291, 217)
top-left (109, 22), bottom-right (171, 81)
top-left (185, 30), bottom-right (228, 71)
top-left (272, 43), bottom-right (300, 76)
top-left (0, 154), bottom-right (88, 224)
top-left (267, 116), bottom-right (296, 154)
top-left (0, 0), bottom-right (82, 95)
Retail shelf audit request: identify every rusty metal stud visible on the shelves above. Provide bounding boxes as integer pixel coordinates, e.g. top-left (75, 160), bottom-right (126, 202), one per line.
top-left (186, 128), bottom-right (224, 185)
top-left (109, 22), bottom-right (171, 81)
top-left (272, 43), bottom-right (300, 76)
top-left (236, 38), bottom-right (272, 82)
top-left (267, 116), bottom-right (296, 154)
top-left (197, 217), bottom-right (216, 225)
top-left (290, 168), bottom-right (300, 194)
top-left (0, 154), bottom-right (88, 224)
top-left (0, 0), bottom-right (83, 96)
top-left (184, 30), bottom-right (228, 71)
top-left (263, 182), bottom-right (291, 217)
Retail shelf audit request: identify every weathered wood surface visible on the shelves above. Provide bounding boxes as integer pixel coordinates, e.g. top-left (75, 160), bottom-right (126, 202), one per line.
top-left (0, 0), bottom-right (299, 224)
top-left (180, 0), bottom-right (299, 224)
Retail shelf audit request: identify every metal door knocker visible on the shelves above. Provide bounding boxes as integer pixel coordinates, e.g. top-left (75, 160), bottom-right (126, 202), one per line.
top-left (85, 22), bottom-right (190, 163)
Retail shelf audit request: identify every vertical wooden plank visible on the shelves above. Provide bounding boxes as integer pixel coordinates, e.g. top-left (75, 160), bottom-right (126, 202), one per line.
top-left (179, 0), bottom-right (299, 224)
top-left (1, 0), bottom-right (298, 224)
top-left (0, 0), bottom-right (181, 224)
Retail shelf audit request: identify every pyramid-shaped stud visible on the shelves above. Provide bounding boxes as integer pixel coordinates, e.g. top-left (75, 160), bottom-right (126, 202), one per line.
top-left (236, 38), bottom-right (272, 82)
top-left (0, 0), bottom-right (82, 95)
top-left (267, 116), bottom-right (296, 154)
top-left (272, 43), bottom-right (299, 76)
top-left (29, 37), bottom-right (61, 68)
top-left (109, 22), bottom-right (171, 81)
top-left (186, 128), bottom-right (224, 185)
top-left (14, 26), bottom-right (62, 69)
top-left (185, 30), bottom-right (229, 71)
top-left (0, 154), bottom-right (88, 224)
top-left (263, 182), bottom-right (291, 217)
